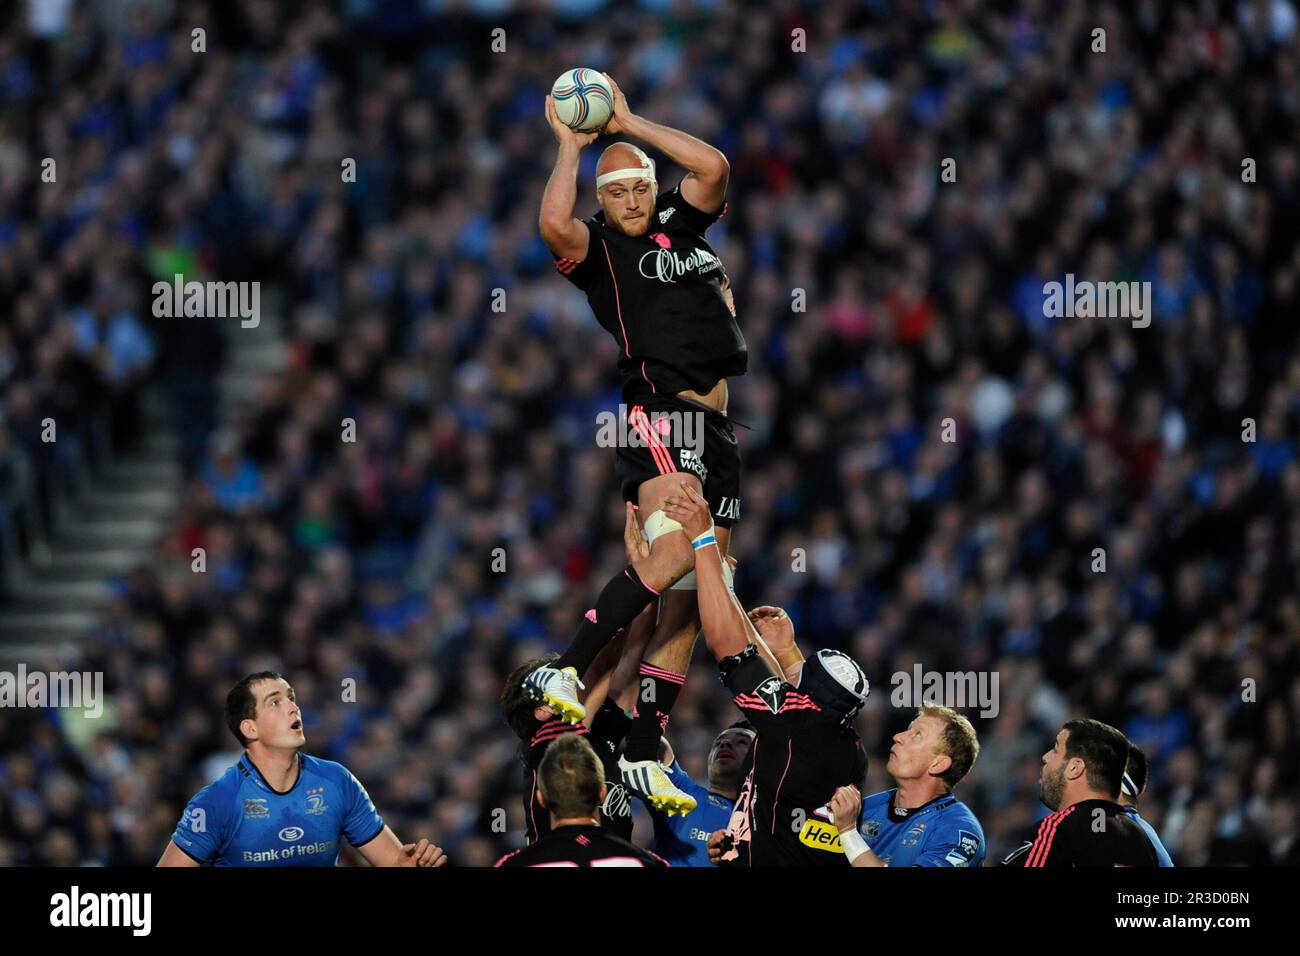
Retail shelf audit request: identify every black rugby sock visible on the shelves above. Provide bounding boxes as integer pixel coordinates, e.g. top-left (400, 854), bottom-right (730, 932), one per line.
top-left (624, 662), bottom-right (686, 762)
top-left (555, 566), bottom-right (660, 676)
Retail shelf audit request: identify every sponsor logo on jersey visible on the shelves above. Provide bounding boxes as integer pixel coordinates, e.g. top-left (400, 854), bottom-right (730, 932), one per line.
top-left (244, 798), bottom-right (268, 817)
top-left (755, 676), bottom-right (783, 713)
top-left (863, 819), bottom-right (882, 841)
top-left (945, 829), bottom-right (981, 866)
top-left (305, 787), bottom-right (328, 815)
top-left (798, 818), bottom-right (845, 853)
top-left (658, 207), bottom-right (676, 224)
top-left (678, 448), bottom-right (708, 480)
top-left (278, 826), bottom-right (305, 842)
top-left (601, 782), bottom-right (632, 820)
top-left (716, 496), bottom-right (740, 521)
top-left (637, 246), bottom-right (724, 283)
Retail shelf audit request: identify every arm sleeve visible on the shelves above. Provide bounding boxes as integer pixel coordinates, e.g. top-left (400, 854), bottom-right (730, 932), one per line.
top-left (170, 784), bottom-right (231, 864)
top-left (1020, 812), bottom-right (1071, 868)
top-left (551, 221), bottom-right (598, 291)
top-left (913, 824), bottom-right (986, 868)
top-left (719, 644), bottom-right (791, 734)
top-left (662, 184), bottom-right (728, 234)
top-left (342, 768), bottom-right (386, 847)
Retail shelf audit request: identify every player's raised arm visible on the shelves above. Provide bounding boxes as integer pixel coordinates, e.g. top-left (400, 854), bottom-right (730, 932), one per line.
top-left (663, 482), bottom-right (770, 666)
top-left (600, 73), bottom-right (729, 215)
top-left (539, 95), bottom-right (595, 262)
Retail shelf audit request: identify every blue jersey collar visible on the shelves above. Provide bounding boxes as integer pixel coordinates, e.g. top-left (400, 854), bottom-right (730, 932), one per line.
top-left (888, 788), bottom-right (957, 822)
top-left (240, 751), bottom-right (305, 796)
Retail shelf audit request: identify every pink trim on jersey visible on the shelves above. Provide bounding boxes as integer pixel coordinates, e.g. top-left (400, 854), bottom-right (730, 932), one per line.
top-left (527, 771), bottom-right (538, 840)
top-left (639, 662), bottom-right (686, 685)
top-left (1026, 805), bottom-right (1074, 867)
top-left (600, 240), bottom-right (630, 358)
top-left (770, 739), bottom-right (794, 834)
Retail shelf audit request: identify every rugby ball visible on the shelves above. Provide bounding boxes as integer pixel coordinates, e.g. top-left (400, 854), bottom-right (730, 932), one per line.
top-left (551, 68), bottom-right (614, 133)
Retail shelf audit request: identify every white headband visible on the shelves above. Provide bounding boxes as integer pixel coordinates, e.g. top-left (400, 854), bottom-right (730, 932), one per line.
top-left (596, 155), bottom-right (656, 189)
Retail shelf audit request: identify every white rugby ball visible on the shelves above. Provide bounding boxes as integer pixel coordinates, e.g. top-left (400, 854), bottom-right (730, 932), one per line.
top-left (551, 68), bottom-right (614, 133)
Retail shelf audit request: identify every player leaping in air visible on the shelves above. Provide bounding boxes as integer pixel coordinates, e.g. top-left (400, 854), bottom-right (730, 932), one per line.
top-left (538, 72), bottom-right (747, 815)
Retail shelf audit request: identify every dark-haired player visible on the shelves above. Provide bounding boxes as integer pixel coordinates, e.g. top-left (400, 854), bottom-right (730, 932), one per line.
top-left (159, 673), bottom-right (445, 867)
top-left (645, 720), bottom-right (755, 867)
top-left (541, 73), bottom-right (747, 811)
top-left (494, 735), bottom-right (668, 867)
top-left (1119, 743), bottom-right (1174, 866)
top-left (1001, 719), bottom-right (1158, 867)
top-left (664, 483), bottom-right (870, 867)
top-left (500, 503), bottom-right (686, 841)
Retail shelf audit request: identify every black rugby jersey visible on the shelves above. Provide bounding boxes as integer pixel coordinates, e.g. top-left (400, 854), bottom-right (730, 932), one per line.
top-left (1001, 799), bottom-right (1159, 867)
top-left (515, 703), bottom-right (633, 844)
top-left (552, 183), bottom-right (747, 405)
top-left (718, 646), bottom-right (869, 867)
top-left (495, 824), bottom-right (667, 867)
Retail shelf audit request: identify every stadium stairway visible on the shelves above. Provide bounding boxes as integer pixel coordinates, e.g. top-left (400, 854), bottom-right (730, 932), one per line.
top-left (0, 389), bottom-right (183, 663)
top-left (0, 302), bottom-right (288, 664)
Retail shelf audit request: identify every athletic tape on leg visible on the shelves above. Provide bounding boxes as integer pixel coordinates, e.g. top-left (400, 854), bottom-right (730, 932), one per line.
top-left (642, 510), bottom-right (683, 544)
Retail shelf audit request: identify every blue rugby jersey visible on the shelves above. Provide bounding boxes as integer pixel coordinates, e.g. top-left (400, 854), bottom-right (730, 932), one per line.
top-left (170, 752), bottom-right (385, 866)
top-left (647, 761), bottom-right (736, 867)
top-left (856, 788), bottom-right (986, 867)
top-left (1120, 805), bottom-right (1175, 866)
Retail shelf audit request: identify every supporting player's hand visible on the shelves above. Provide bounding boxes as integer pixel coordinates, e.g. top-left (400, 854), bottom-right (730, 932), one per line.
top-left (600, 73), bottom-right (635, 135)
top-left (662, 481), bottom-right (713, 540)
top-left (747, 606), bottom-right (795, 656)
top-left (829, 786), bottom-right (862, 834)
top-left (396, 838), bottom-right (447, 867)
top-left (706, 829), bottom-right (730, 865)
top-left (624, 501), bottom-right (651, 563)
top-left (545, 94), bottom-right (600, 149)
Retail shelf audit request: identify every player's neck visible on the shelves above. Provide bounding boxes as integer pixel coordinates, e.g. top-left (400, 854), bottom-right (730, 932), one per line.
top-left (708, 777), bottom-right (738, 801)
top-left (894, 778), bottom-right (947, 810)
top-left (247, 747), bottom-right (300, 791)
top-left (1059, 787), bottom-right (1115, 810)
top-left (551, 815), bottom-right (600, 828)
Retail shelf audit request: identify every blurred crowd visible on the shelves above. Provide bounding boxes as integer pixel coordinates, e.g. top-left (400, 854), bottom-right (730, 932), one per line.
top-left (2, 0), bottom-right (1299, 867)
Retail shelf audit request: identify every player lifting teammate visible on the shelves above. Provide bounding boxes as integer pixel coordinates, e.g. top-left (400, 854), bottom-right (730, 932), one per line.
top-left (664, 483), bottom-right (870, 866)
top-left (500, 503), bottom-right (683, 841)
top-left (538, 73), bottom-right (746, 814)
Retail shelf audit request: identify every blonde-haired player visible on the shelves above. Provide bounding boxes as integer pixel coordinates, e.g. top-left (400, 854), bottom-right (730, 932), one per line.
top-left (827, 706), bottom-right (987, 867)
